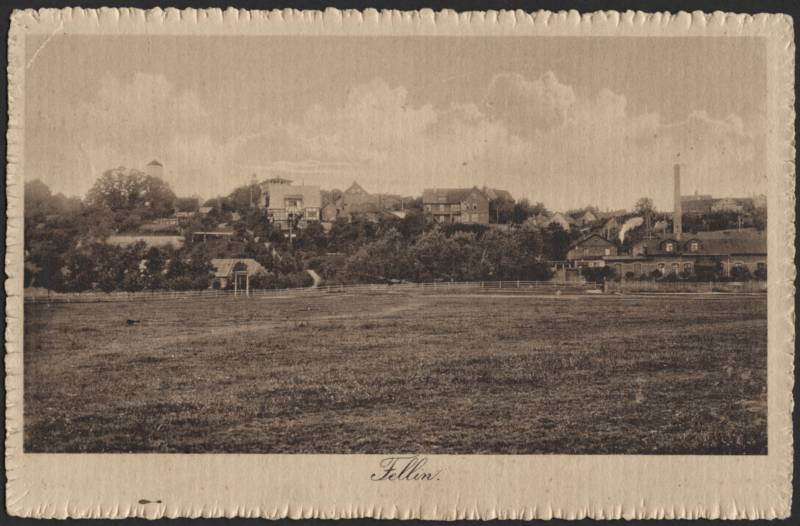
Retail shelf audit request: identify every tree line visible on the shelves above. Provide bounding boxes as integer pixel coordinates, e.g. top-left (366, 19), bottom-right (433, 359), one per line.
top-left (24, 167), bottom-right (766, 292)
top-left (24, 169), bottom-right (574, 292)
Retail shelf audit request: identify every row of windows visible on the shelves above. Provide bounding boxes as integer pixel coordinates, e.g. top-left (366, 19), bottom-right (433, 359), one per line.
top-left (663, 241), bottom-right (700, 253)
top-left (425, 203), bottom-right (481, 212)
top-left (612, 261), bottom-right (766, 274)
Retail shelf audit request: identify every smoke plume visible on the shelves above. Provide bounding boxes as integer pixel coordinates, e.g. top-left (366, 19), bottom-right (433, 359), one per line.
top-left (618, 216), bottom-right (645, 243)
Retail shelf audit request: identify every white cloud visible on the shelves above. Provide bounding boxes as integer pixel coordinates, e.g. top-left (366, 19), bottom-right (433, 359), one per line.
top-left (43, 71), bottom-right (764, 211)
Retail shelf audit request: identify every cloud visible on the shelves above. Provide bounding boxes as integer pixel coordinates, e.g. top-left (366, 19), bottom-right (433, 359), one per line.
top-left (33, 71), bottom-right (764, 211)
top-left (486, 71), bottom-right (576, 133)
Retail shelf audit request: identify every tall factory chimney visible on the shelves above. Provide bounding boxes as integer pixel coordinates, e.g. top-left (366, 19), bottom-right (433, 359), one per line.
top-left (673, 163), bottom-right (682, 240)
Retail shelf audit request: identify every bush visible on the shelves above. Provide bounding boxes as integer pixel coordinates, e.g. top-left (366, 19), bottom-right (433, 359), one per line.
top-left (729, 266), bottom-right (753, 281)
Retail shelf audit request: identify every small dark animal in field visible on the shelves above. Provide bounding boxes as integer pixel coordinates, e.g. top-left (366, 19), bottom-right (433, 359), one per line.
top-left (126, 319), bottom-right (141, 326)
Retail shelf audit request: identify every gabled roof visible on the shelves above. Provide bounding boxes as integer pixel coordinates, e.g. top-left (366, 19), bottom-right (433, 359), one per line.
top-left (635, 232), bottom-right (766, 257)
top-left (344, 181), bottom-right (369, 195)
top-left (569, 233), bottom-right (616, 250)
top-left (550, 212), bottom-right (577, 226)
top-left (268, 184), bottom-right (322, 209)
top-left (210, 258), bottom-right (267, 278)
top-left (422, 187), bottom-right (486, 204)
top-left (147, 159), bottom-right (163, 167)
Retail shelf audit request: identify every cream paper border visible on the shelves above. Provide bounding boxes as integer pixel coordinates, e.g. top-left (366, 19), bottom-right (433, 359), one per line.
top-left (5, 8), bottom-right (795, 519)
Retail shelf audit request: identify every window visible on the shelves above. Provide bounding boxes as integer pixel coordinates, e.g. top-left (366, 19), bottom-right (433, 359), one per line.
top-left (439, 204), bottom-right (446, 212)
top-left (690, 241), bottom-right (699, 252)
top-left (473, 203), bottom-right (478, 210)
top-left (684, 262), bottom-right (693, 272)
top-left (757, 262), bottom-right (767, 272)
top-left (614, 264), bottom-right (622, 275)
top-left (657, 263), bottom-right (666, 273)
top-left (634, 263), bottom-right (642, 274)
top-left (665, 242), bottom-right (674, 252)
top-left (451, 204), bottom-right (460, 212)
top-left (425, 204), bottom-right (431, 212)
top-left (604, 248), bottom-right (611, 256)
top-left (671, 262), bottom-right (679, 273)
top-left (734, 261), bottom-right (745, 269)
top-left (306, 208), bottom-right (319, 220)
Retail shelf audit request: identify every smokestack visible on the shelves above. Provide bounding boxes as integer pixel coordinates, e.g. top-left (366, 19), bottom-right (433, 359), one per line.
top-left (673, 163), bottom-right (682, 240)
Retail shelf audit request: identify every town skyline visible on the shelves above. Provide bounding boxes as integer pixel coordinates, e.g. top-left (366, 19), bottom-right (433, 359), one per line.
top-left (25, 35), bottom-right (767, 210)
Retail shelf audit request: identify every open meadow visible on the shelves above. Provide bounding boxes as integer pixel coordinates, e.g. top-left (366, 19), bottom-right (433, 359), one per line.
top-left (24, 290), bottom-right (767, 454)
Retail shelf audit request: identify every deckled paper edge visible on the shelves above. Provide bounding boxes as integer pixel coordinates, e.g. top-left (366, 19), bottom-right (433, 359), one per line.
top-left (4, 8), bottom-right (795, 520)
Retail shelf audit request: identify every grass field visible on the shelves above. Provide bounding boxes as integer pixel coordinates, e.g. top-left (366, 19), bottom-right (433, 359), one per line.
top-left (24, 290), bottom-right (767, 454)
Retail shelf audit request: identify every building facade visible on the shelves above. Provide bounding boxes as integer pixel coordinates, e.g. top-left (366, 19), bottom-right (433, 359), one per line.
top-left (267, 183), bottom-right (321, 231)
top-left (422, 187), bottom-right (490, 225)
top-left (565, 234), bottom-right (618, 268)
top-left (602, 230), bottom-right (767, 278)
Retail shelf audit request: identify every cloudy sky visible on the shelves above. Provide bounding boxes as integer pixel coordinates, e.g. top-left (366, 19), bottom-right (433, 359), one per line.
top-left (25, 35), bottom-right (766, 211)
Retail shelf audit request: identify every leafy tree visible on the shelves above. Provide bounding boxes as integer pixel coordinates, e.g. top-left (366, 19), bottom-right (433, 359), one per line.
top-left (343, 228), bottom-right (411, 282)
top-left (633, 197), bottom-right (655, 216)
top-left (542, 223), bottom-right (571, 261)
top-left (86, 167), bottom-right (176, 219)
top-left (489, 196), bottom-right (515, 224)
top-left (174, 197), bottom-right (200, 212)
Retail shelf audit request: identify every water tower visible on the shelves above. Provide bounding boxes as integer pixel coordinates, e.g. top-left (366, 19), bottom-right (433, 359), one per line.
top-left (146, 159), bottom-right (163, 179)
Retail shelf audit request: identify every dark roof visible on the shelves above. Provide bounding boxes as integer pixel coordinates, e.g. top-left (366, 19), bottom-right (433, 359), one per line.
top-left (636, 232), bottom-right (766, 256)
top-left (147, 159), bottom-right (163, 167)
top-left (261, 176), bottom-right (293, 185)
top-left (569, 233), bottom-right (615, 250)
top-left (422, 187), bottom-right (485, 204)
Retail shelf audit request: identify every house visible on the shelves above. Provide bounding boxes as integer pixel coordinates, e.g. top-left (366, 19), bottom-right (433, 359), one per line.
top-left (340, 181), bottom-right (376, 210)
top-left (482, 187), bottom-right (513, 201)
top-left (565, 234), bottom-right (618, 268)
top-left (258, 176), bottom-right (294, 209)
top-left (191, 223), bottom-right (235, 242)
top-left (711, 198), bottom-right (746, 213)
top-left (267, 183), bottom-right (321, 231)
top-left (422, 187), bottom-right (490, 225)
top-left (544, 212), bottom-right (576, 231)
top-left (210, 258), bottom-right (267, 289)
top-left (198, 206), bottom-right (213, 215)
top-left (577, 210), bottom-right (598, 226)
top-left (611, 229), bottom-right (767, 278)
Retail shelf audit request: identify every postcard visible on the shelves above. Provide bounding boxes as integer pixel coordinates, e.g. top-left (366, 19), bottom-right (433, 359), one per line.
top-left (5, 8), bottom-right (794, 519)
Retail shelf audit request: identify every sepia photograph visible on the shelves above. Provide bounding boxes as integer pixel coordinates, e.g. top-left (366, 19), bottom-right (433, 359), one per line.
top-left (21, 24), bottom-right (771, 456)
top-left (6, 8), bottom-right (794, 520)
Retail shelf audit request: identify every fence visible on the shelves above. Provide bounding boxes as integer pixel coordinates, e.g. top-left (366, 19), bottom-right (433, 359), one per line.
top-left (24, 280), bottom-right (600, 304)
top-left (23, 279), bottom-right (766, 304)
top-left (604, 280), bottom-right (767, 294)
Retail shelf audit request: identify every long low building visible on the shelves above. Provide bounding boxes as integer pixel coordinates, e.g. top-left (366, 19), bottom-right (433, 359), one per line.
top-left (567, 229), bottom-right (766, 278)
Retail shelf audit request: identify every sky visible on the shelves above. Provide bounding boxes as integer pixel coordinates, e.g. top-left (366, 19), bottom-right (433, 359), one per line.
top-left (24, 35), bottom-right (767, 211)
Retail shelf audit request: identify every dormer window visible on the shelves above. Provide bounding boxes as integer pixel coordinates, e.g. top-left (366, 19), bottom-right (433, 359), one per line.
top-left (690, 241), bottom-right (699, 252)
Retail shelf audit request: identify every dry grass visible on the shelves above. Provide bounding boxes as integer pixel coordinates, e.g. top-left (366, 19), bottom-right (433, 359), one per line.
top-left (24, 291), bottom-right (767, 454)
